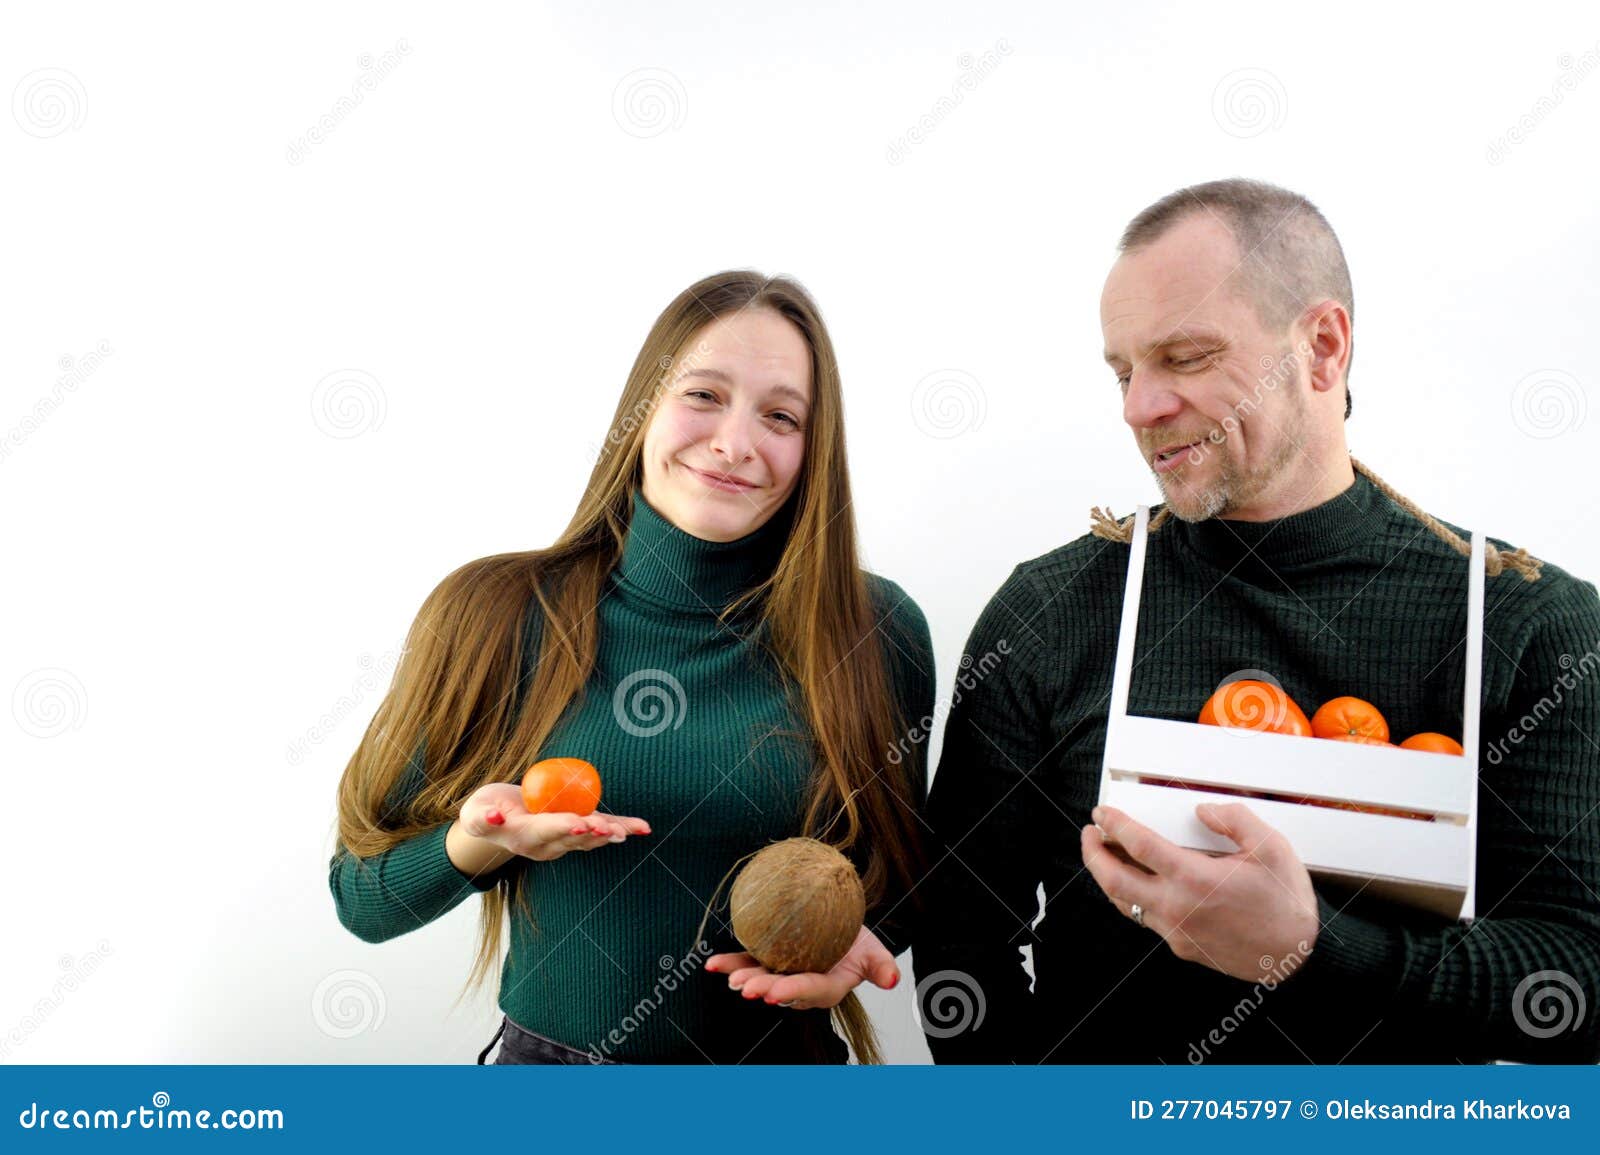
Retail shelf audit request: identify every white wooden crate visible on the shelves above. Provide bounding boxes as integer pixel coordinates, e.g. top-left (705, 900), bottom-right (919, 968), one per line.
top-left (1097, 506), bottom-right (1483, 921)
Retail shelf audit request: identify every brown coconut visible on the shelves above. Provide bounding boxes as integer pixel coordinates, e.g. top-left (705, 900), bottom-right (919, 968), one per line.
top-left (729, 837), bottom-right (865, 974)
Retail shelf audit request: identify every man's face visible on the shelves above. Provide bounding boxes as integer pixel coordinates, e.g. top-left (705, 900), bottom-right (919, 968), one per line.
top-left (1100, 213), bottom-right (1312, 522)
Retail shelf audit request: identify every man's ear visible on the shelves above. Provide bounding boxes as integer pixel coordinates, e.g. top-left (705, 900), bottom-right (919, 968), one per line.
top-left (1302, 300), bottom-right (1351, 397)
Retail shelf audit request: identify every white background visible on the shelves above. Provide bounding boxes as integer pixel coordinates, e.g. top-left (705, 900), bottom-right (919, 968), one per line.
top-left (3, 1), bottom-right (1596, 1064)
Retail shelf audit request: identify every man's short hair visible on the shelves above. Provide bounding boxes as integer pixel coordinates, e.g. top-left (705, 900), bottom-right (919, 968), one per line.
top-left (1119, 178), bottom-right (1355, 419)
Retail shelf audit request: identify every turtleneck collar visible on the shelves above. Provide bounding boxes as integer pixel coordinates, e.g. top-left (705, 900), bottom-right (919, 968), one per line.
top-left (1171, 467), bottom-right (1388, 573)
top-left (614, 488), bottom-right (793, 611)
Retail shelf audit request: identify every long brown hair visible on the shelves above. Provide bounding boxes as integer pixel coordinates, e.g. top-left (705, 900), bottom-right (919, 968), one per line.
top-left (332, 270), bottom-right (926, 1062)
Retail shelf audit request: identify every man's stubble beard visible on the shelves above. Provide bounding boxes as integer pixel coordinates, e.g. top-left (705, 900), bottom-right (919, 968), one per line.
top-left (1155, 388), bottom-right (1306, 523)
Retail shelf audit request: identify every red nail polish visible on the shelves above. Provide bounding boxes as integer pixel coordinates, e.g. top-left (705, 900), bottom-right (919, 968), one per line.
top-left (486, 810), bottom-right (504, 826)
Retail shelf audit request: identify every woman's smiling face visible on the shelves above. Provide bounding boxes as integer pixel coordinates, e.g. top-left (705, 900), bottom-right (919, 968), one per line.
top-left (639, 307), bottom-right (812, 542)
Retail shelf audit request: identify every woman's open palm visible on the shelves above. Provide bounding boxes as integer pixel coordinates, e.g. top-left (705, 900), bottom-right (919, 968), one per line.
top-left (460, 782), bottom-right (650, 862)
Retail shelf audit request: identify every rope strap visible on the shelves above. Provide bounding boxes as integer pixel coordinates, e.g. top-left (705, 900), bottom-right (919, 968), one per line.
top-left (1087, 456), bottom-right (1542, 582)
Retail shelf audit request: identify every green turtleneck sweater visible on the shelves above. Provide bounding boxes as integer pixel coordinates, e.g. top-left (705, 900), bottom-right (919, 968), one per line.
top-left (914, 469), bottom-right (1600, 1064)
top-left (329, 490), bottom-right (933, 1063)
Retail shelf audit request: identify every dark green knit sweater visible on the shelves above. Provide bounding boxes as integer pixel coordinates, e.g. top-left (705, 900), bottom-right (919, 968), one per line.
top-left (329, 490), bottom-right (933, 1063)
top-left (915, 469), bottom-right (1600, 1063)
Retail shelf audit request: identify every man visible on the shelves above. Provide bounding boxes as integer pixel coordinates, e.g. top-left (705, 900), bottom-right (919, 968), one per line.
top-left (911, 178), bottom-right (1600, 1063)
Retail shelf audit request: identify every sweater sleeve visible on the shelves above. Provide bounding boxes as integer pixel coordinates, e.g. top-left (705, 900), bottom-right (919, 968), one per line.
top-left (1272, 575), bottom-right (1600, 1062)
top-left (328, 737), bottom-right (514, 943)
top-left (913, 565), bottom-right (1051, 1063)
top-left (859, 576), bottom-right (936, 961)
top-left (329, 593), bottom-right (544, 944)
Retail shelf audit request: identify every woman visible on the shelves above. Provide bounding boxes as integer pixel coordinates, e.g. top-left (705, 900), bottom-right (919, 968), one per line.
top-left (328, 270), bottom-right (933, 1064)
